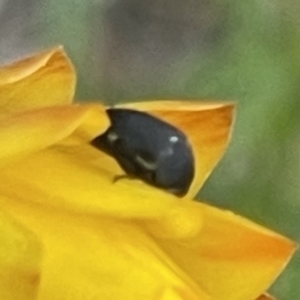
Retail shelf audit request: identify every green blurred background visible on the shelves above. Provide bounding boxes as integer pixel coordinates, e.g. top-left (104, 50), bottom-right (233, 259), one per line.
top-left (0, 0), bottom-right (299, 299)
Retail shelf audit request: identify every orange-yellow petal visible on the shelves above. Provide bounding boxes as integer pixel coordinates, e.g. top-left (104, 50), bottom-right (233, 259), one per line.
top-left (118, 101), bottom-right (235, 198)
top-left (0, 104), bottom-right (108, 167)
top-left (0, 197), bottom-right (209, 300)
top-left (0, 46), bottom-right (75, 112)
top-left (151, 202), bottom-right (296, 300)
top-left (255, 294), bottom-right (276, 300)
top-left (0, 210), bottom-right (42, 300)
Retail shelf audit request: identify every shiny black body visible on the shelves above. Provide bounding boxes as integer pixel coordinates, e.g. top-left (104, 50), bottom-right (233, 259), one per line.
top-left (91, 108), bottom-right (194, 196)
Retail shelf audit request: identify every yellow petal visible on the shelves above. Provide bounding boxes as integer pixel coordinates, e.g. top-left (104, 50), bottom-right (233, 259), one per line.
top-left (143, 200), bottom-right (203, 240)
top-left (0, 143), bottom-right (185, 218)
top-left (151, 202), bottom-right (296, 300)
top-left (0, 197), bottom-right (209, 300)
top-left (0, 210), bottom-right (42, 300)
top-left (0, 104), bottom-right (108, 167)
top-left (118, 101), bottom-right (235, 198)
top-left (0, 46), bottom-right (75, 112)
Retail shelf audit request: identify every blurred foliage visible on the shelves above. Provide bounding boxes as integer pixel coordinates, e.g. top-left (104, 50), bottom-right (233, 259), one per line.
top-left (0, 0), bottom-right (299, 299)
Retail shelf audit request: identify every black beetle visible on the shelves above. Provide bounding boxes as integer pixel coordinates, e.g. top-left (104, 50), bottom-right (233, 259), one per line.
top-left (91, 108), bottom-right (195, 196)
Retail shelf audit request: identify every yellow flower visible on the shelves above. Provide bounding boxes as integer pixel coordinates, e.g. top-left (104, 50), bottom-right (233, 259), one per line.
top-left (0, 47), bottom-right (296, 300)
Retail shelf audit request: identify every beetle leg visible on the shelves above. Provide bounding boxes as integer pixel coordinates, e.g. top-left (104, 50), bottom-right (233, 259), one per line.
top-left (113, 174), bottom-right (135, 183)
